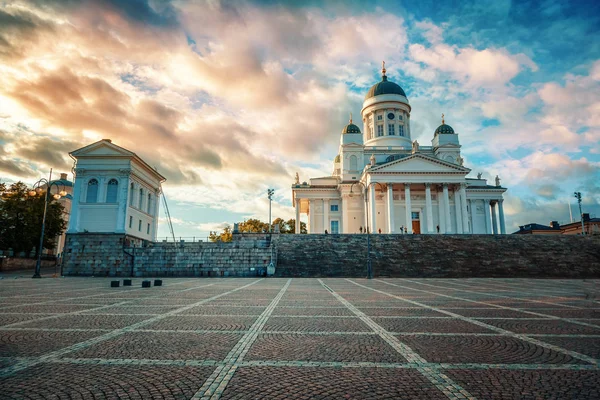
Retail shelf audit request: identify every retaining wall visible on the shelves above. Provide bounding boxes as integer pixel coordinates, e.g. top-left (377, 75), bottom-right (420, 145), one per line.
top-left (274, 234), bottom-right (600, 278)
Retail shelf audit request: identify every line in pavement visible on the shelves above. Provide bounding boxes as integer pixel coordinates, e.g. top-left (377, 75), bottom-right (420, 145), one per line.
top-left (347, 279), bottom-right (598, 366)
top-left (0, 279), bottom-right (263, 379)
top-left (394, 279), bottom-right (600, 330)
top-left (192, 279), bottom-right (292, 400)
top-left (319, 279), bottom-right (476, 400)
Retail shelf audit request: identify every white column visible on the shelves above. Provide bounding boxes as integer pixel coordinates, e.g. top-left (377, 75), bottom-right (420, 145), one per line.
top-left (369, 184), bottom-right (377, 234)
top-left (498, 199), bottom-right (506, 234)
top-left (115, 175), bottom-right (129, 233)
top-left (295, 198), bottom-right (301, 233)
top-left (484, 200), bottom-right (492, 234)
top-left (68, 175), bottom-right (83, 233)
top-left (443, 184), bottom-right (451, 233)
top-left (437, 187), bottom-right (445, 233)
top-left (460, 184), bottom-right (469, 233)
top-left (152, 190), bottom-right (160, 240)
top-left (425, 183), bottom-right (433, 233)
top-left (323, 199), bottom-right (329, 233)
top-left (309, 200), bottom-right (314, 234)
top-left (386, 184), bottom-right (395, 233)
top-left (469, 199), bottom-right (477, 234)
top-left (454, 187), bottom-right (463, 234)
top-left (341, 196), bottom-right (347, 233)
top-left (405, 183), bottom-right (412, 234)
top-left (491, 201), bottom-right (498, 234)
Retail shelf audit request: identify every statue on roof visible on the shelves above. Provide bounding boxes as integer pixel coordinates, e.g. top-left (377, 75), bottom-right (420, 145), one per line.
top-left (477, 172), bottom-right (482, 179)
top-left (370, 154), bottom-right (376, 166)
top-left (412, 140), bottom-right (419, 154)
top-left (294, 172), bottom-right (300, 185)
top-left (456, 155), bottom-right (464, 166)
top-left (495, 175), bottom-right (501, 187)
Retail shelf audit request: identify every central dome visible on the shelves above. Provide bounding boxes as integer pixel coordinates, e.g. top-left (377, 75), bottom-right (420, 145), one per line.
top-left (364, 75), bottom-right (407, 100)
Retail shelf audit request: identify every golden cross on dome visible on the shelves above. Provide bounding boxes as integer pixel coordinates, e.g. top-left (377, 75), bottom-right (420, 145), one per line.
top-left (382, 61), bottom-right (386, 76)
top-left (349, 112), bottom-right (353, 123)
top-left (442, 113), bottom-right (445, 124)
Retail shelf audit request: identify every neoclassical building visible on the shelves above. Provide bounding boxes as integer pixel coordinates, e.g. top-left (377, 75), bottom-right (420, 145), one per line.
top-left (292, 65), bottom-right (507, 235)
top-left (67, 139), bottom-right (165, 242)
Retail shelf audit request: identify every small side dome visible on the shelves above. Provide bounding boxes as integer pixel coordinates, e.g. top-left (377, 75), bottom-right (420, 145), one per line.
top-left (434, 124), bottom-right (455, 135)
top-left (342, 113), bottom-right (361, 134)
top-left (334, 154), bottom-right (340, 163)
top-left (435, 113), bottom-right (455, 135)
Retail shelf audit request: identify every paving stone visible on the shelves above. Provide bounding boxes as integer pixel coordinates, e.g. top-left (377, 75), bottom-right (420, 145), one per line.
top-left (0, 363), bottom-right (213, 399)
top-left (263, 316), bottom-right (370, 332)
top-left (478, 319), bottom-right (600, 335)
top-left (246, 333), bottom-right (407, 363)
top-left (398, 334), bottom-right (579, 364)
top-left (374, 317), bottom-right (496, 333)
top-left (445, 369), bottom-right (600, 400)
top-left (220, 366), bottom-right (447, 399)
top-left (536, 336), bottom-right (600, 359)
top-left (18, 314), bottom-right (155, 330)
top-left (142, 315), bottom-right (259, 331)
top-left (0, 330), bottom-right (104, 357)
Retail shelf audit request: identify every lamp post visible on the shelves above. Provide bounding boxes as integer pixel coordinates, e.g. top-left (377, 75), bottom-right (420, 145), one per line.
top-left (30, 169), bottom-right (67, 278)
top-left (267, 189), bottom-right (274, 233)
top-left (349, 181), bottom-right (386, 279)
top-left (574, 191), bottom-right (584, 235)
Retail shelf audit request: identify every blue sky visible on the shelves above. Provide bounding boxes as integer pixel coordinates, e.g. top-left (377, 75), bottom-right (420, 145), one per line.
top-left (0, 0), bottom-right (598, 238)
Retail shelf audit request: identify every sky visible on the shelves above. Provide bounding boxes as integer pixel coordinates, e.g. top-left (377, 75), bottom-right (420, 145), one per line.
top-left (0, 0), bottom-right (599, 239)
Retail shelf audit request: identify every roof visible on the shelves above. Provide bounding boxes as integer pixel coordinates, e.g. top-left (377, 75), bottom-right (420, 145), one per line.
top-left (342, 123), bottom-right (361, 134)
top-left (435, 123), bottom-right (455, 135)
top-left (364, 75), bottom-right (407, 100)
top-left (49, 178), bottom-right (73, 187)
top-left (513, 223), bottom-right (562, 234)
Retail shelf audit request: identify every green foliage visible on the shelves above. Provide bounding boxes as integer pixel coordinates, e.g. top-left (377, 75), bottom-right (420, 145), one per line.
top-left (208, 217), bottom-right (307, 241)
top-left (0, 181), bottom-right (67, 254)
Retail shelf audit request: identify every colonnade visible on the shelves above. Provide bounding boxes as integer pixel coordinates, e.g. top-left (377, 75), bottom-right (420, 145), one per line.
top-left (294, 183), bottom-right (506, 235)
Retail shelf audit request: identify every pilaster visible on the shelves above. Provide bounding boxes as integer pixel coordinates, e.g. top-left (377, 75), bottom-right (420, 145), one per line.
top-left (405, 183), bottom-right (412, 234)
top-left (425, 183), bottom-right (433, 233)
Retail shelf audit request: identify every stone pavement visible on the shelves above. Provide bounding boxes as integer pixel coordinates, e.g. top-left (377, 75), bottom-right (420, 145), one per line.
top-left (0, 276), bottom-right (598, 399)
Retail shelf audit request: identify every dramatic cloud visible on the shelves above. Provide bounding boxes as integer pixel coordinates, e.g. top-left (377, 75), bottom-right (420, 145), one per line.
top-left (0, 0), bottom-right (598, 237)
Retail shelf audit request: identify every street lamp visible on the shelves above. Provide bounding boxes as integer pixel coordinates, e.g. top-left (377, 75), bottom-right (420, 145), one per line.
top-left (574, 191), bottom-right (585, 235)
top-left (29, 168), bottom-right (67, 278)
top-left (349, 181), bottom-right (386, 279)
top-left (267, 189), bottom-right (274, 233)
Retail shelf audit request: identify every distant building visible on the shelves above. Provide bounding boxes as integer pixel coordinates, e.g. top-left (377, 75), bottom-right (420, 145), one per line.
top-left (67, 139), bottom-right (165, 242)
top-left (513, 214), bottom-right (599, 235)
top-left (292, 64), bottom-right (507, 234)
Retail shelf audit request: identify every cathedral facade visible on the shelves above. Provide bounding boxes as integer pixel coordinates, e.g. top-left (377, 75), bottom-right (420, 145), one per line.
top-left (292, 65), bottom-right (507, 235)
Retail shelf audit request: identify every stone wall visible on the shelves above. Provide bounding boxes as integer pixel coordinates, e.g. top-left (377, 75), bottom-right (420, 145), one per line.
top-left (63, 233), bottom-right (273, 277)
top-left (63, 232), bottom-right (600, 278)
top-left (0, 257), bottom-right (56, 272)
top-left (273, 234), bottom-right (600, 278)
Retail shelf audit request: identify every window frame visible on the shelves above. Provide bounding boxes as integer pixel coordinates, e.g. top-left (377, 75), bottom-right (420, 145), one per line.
top-left (86, 179), bottom-right (98, 203)
top-left (106, 178), bottom-right (119, 203)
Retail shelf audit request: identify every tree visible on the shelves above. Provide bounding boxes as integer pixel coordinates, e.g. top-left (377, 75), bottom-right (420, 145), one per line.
top-left (0, 181), bottom-right (67, 254)
top-left (209, 225), bottom-right (233, 242)
top-left (239, 218), bottom-right (270, 233)
top-left (286, 218), bottom-right (307, 234)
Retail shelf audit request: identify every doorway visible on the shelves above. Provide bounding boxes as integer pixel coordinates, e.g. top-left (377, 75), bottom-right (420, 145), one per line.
top-left (411, 211), bottom-right (421, 234)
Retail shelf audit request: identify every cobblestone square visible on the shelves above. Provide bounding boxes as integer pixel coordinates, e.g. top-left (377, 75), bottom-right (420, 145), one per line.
top-left (0, 275), bottom-right (598, 399)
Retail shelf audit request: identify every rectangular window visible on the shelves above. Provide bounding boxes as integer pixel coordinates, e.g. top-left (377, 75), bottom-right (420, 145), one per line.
top-left (411, 212), bottom-right (420, 220)
top-left (399, 115), bottom-right (403, 120)
top-left (138, 220), bottom-right (142, 231)
top-left (147, 223), bottom-right (150, 234)
top-left (129, 216), bottom-right (133, 228)
top-left (330, 204), bottom-right (339, 212)
top-left (388, 124), bottom-right (395, 135)
top-left (377, 125), bottom-right (384, 137)
top-left (377, 115), bottom-right (383, 121)
top-left (330, 220), bottom-right (339, 234)
top-left (138, 189), bottom-right (143, 209)
top-left (399, 125), bottom-right (404, 136)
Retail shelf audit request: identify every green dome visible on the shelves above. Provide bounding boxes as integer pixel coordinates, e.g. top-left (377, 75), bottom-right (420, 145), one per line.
top-left (364, 75), bottom-right (407, 100)
top-left (434, 124), bottom-right (455, 135)
top-left (334, 154), bottom-right (340, 163)
top-left (342, 123), bottom-right (361, 134)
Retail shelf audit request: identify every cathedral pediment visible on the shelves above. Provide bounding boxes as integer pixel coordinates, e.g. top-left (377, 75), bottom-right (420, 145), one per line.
top-left (370, 153), bottom-right (470, 174)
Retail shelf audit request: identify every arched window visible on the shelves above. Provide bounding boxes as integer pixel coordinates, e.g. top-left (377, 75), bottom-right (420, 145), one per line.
top-left (147, 193), bottom-right (152, 214)
top-left (86, 179), bottom-right (98, 203)
top-left (106, 179), bottom-right (118, 203)
top-left (129, 183), bottom-right (135, 206)
top-left (138, 188), bottom-right (143, 209)
top-left (349, 155), bottom-right (358, 171)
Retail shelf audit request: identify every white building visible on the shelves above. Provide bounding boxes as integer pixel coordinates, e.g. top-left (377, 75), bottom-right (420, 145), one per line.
top-left (292, 65), bottom-right (507, 235)
top-left (67, 139), bottom-right (165, 241)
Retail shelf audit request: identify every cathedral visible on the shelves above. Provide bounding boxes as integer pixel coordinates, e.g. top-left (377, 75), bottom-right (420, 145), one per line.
top-left (292, 64), bottom-right (507, 235)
